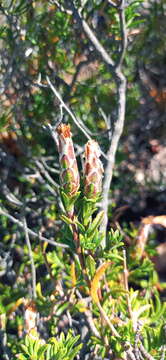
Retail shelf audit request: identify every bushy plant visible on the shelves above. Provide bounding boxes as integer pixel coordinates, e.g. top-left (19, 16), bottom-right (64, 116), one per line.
top-left (0, 1), bottom-right (165, 359)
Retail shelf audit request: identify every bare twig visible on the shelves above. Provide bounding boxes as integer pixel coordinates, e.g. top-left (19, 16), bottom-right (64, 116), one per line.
top-left (139, 342), bottom-right (155, 360)
top-left (107, 0), bottom-right (119, 8)
top-left (116, 0), bottom-right (128, 68)
top-left (49, 0), bottom-right (72, 14)
top-left (46, 76), bottom-right (91, 140)
top-left (84, 310), bottom-right (100, 339)
top-left (126, 348), bottom-right (137, 360)
top-left (22, 216), bottom-right (36, 299)
top-left (35, 159), bottom-right (59, 190)
top-left (0, 208), bottom-right (69, 248)
top-left (97, 301), bottom-right (120, 338)
top-left (68, 2), bottom-right (115, 68)
top-left (160, 345), bottom-right (166, 360)
top-left (134, 323), bottom-right (142, 360)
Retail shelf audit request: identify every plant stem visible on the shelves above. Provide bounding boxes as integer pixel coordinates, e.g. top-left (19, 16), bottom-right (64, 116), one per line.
top-left (70, 217), bottom-right (91, 288)
top-left (97, 301), bottom-right (120, 338)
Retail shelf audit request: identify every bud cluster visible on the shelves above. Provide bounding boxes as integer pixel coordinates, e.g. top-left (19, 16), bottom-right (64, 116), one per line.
top-left (57, 124), bottom-right (103, 199)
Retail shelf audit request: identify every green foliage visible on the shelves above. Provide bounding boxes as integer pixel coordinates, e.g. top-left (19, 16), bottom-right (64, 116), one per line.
top-left (17, 331), bottom-right (82, 360)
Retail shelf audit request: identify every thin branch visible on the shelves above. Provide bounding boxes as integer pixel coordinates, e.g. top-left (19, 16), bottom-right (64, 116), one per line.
top-left (22, 216), bottom-right (36, 299)
top-left (139, 343), bottom-right (155, 360)
top-left (46, 76), bottom-right (111, 161)
top-left (49, 0), bottom-right (72, 14)
top-left (126, 348), bottom-right (137, 360)
top-left (68, 1), bottom-right (115, 68)
top-left (100, 0), bottom-right (127, 245)
top-left (46, 76), bottom-right (91, 140)
top-left (97, 301), bottom-right (120, 338)
top-left (35, 160), bottom-right (59, 190)
top-left (0, 208), bottom-right (69, 248)
top-left (107, 0), bottom-right (119, 8)
top-left (116, 0), bottom-right (128, 68)
top-left (134, 322), bottom-right (142, 360)
top-left (161, 345), bottom-right (166, 360)
top-left (84, 310), bottom-right (100, 339)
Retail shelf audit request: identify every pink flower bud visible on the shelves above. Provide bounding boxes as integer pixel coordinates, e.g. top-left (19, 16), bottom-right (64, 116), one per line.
top-left (57, 124), bottom-right (80, 196)
top-left (83, 140), bottom-right (103, 198)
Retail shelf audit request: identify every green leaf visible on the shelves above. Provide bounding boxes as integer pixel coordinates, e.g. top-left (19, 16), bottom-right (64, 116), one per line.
top-left (21, 344), bottom-right (30, 356)
top-left (17, 354), bottom-right (29, 360)
top-left (74, 219), bottom-right (85, 232)
top-left (87, 211), bottom-right (104, 237)
top-left (60, 214), bottom-right (74, 225)
top-left (37, 344), bottom-right (48, 358)
top-left (60, 190), bottom-right (80, 213)
top-left (36, 282), bottom-right (45, 301)
top-left (86, 255), bottom-right (96, 278)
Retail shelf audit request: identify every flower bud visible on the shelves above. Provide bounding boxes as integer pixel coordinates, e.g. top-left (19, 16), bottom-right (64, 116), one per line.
top-left (57, 124), bottom-right (80, 196)
top-left (83, 140), bottom-right (103, 198)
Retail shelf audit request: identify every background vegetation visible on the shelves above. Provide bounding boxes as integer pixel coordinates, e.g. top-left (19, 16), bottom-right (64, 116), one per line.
top-left (0, 0), bottom-right (165, 359)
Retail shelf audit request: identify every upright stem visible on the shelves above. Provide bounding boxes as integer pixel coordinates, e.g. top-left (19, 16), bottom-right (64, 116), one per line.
top-left (69, 214), bottom-right (90, 288)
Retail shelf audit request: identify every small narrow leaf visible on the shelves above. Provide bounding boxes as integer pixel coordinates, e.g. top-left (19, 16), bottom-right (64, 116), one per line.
top-left (86, 255), bottom-right (96, 278)
top-left (71, 261), bottom-right (76, 287)
top-left (87, 210), bottom-right (104, 237)
top-left (91, 262), bottom-right (111, 303)
top-left (75, 219), bottom-right (85, 232)
top-left (37, 344), bottom-right (48, 358)
top-left (36, 282), bottom-right (45, 300)
top-left (60, 214), bottom-right (74, 225)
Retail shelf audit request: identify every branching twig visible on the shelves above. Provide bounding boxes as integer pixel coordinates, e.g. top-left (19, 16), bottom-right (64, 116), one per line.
top-left (0, 208), bottom-right (69, 248)
top-left (22, 216), bottom-right (36, 299)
